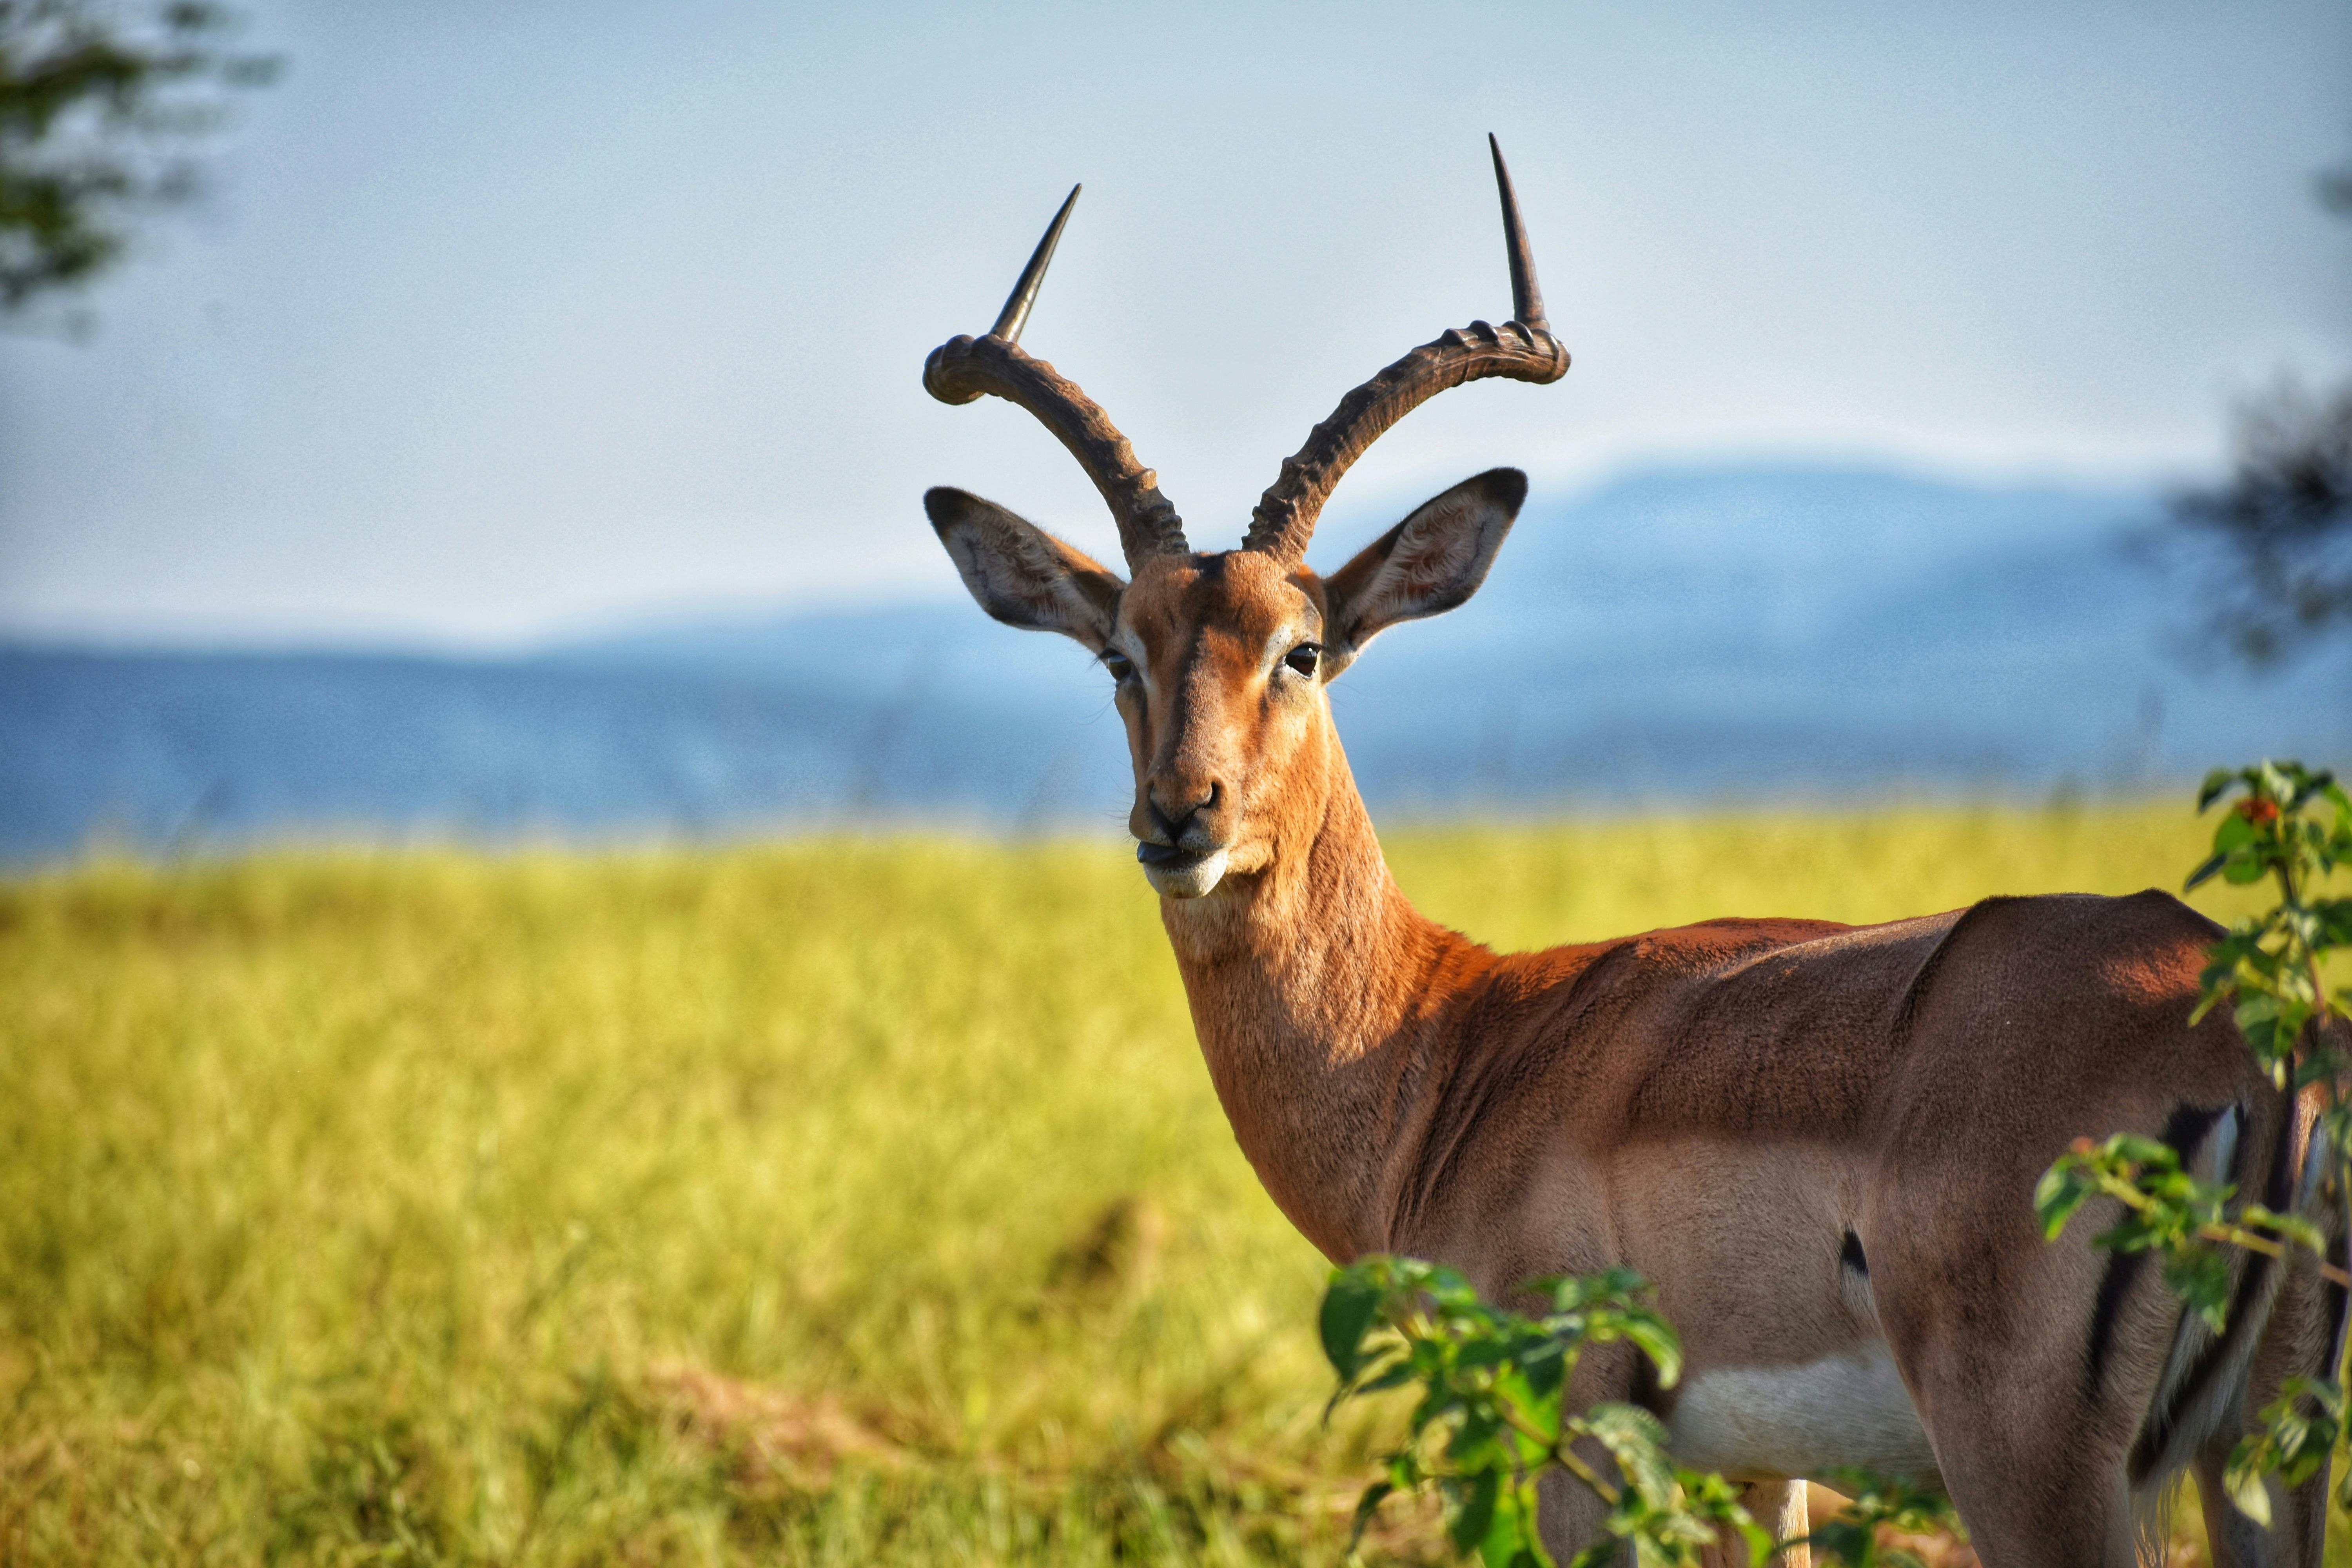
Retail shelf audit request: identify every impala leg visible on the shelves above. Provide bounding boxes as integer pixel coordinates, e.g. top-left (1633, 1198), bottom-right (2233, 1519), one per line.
top-left (1932, 1441), bottom-right (2135, 1568)
top-left (2192, 1445), bottom-right (2335, 1568)
top-left (2192, 1244), bottom-right (2345, 1568)
top-left (1532, 1343), bottom-right (1648, 1564)
top-left (1694, 1481), bottom-right (1809, 1568)
top-left (1533, 1455), bottom-right (1619, 1564)
top-left (1878, 1279), bottom-right (2141, 1563)
top-left (2190, 1451), bottom-right (2269, 1568)
top-left (1766, 1480), bottom-right (1810, 1568)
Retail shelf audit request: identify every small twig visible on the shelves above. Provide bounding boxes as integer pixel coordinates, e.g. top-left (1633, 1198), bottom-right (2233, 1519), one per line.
top-left (1490, 1399), bottom-right (1617, 1507)
top-left (2088, 1169), bottom-right (2352, 1289)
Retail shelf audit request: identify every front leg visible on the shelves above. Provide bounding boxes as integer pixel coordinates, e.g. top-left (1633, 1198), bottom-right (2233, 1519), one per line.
top-left (1527, 1331), bottom-right (1809, 1566)
top-left (1540, 1472), bottom-right (1807, 1566)
top-left (1531, 1339), bottom-right (1637, 1564)
top-left (1696, 1481), bottom-right (1809, 1568)
top-left (1534, 1343), bottom-right (1807, 1565)
top-left (1534, 1457), bottom-right (1622, 1565)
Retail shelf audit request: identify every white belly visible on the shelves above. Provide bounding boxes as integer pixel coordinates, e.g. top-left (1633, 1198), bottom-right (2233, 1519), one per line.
top-left (1665, 1340), bottom-right (1942, 1486)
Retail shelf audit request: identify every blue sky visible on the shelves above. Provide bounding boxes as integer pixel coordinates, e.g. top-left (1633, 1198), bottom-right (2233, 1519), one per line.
top-left (1, 0), bottom-right (2346, 647)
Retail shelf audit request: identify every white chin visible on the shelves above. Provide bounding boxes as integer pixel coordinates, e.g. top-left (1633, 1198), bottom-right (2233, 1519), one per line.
top-left (1143, 848), bottom-right (1230, 900)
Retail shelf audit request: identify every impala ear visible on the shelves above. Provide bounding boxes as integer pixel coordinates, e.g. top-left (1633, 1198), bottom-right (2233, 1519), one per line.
top-left (1320, 468), bottom-right (1524, 675)
top-left (925, 487), bottom-right (1125, 648)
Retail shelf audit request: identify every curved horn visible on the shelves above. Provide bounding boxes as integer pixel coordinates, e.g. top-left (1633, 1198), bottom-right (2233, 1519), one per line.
top-left (1241, 136), bottom-right (1568, 563)
top-left (924, 185), bottom-right (1190, 569)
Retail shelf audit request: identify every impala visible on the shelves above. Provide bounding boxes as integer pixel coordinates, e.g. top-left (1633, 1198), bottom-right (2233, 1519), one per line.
top-left (918, 140), bottom-right (2343, 1567)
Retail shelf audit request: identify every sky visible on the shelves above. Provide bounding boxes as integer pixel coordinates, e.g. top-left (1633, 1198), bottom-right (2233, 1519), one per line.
top-left (1, 0), bottom-right (2347, 649)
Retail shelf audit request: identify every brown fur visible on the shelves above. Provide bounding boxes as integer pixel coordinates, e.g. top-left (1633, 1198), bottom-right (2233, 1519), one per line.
top-left (926, 474), bottom-right (2340, 1567)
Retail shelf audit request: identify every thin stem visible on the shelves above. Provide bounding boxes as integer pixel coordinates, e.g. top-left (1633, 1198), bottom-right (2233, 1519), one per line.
top-left (2089, 1169), bottom-right (2352, 1289)
top-left (1545, 1440), bottom-right (1618, 1507)
top-left (2200, 1221), bottom-right (2352, 1288)
top-left (1492, 1401), bottom-right (1619, 1506)
top-left (2196, 1221), bottom-right (2288, 1261)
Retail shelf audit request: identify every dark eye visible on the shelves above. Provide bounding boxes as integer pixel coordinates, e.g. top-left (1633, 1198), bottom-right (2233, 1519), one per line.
top-left (1284, 642), bottom-right (1321, 679)
top-left (1100, 649), bottom-right (1135, 684)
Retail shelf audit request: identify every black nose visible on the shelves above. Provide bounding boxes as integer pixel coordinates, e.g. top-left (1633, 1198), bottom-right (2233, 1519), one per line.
top-left (1148, 784), bottom-right (1219, 843)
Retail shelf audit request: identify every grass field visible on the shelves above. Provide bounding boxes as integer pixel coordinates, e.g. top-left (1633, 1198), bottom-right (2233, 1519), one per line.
top-left (0, 803), bottom-right (2313, 1564)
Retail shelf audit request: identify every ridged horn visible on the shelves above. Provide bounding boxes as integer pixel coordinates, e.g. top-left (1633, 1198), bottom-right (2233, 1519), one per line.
top-left (923, 187), bottom-right (1190, 570)
top-left (1241, 136), bottom-right (1568, 564)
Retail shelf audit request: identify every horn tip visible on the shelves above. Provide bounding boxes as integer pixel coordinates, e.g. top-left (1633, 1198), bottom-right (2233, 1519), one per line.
top-left (989, 183), bottom-right (1084, 343)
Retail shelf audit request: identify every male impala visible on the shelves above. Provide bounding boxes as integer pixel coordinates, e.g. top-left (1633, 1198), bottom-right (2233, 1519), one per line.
top-left (919, 141), bottom-right (2343, 1566)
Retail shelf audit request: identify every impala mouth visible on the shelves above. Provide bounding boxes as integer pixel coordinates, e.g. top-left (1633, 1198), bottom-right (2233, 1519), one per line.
top-left (1135, 840), bottom-right (1230, 899)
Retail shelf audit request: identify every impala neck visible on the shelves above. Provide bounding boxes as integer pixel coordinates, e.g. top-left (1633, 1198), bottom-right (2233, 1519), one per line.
top-left (1156, 732), bottom-right (1478, 1262)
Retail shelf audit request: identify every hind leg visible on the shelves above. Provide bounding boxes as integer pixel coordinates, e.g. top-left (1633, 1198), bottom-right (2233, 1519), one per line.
top-left (1880, 1324), bottom-right (2134, 1564)
top-left (2192, 1447), bottom-right (2329, 1568)
top-left (1882, 1308), bottom-right (2140, 1563)
top-left (1873, 1243), bottom-right (2143, 1564)
top-left (1924, 1425), bottom-right (2138, 1568)
top-left (2194, 1249), bottom-right (2346, 1568)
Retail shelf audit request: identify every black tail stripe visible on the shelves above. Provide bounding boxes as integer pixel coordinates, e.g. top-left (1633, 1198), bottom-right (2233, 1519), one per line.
top-left (2083, 1104), bottom-right (2228, 1402)
top-left (2127, 1095), bottom-right (2291, 1484)
top-left (2129, 1244), bottom-right (2276, 1482)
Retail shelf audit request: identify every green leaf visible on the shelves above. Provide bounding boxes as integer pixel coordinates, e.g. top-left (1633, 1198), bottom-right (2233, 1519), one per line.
top-left (1613, 1311), bottom-right (1684, 1388)
top-left (2316, 898), bottom-right (2352, 946)
top-left (2161, 1243), bottom-right (2233, 1334)
top-left (1455, 1337), bottom-right (1514, 1372)
top-left (1517, 1340), bottom-right (1567, 1404)
top-left (1475, 1478), bottom-right (1535, 1568)
top-left (2224, 1457), bottom-right (2274, 1526)
top-left (1448, 1407), bottom-right (1505, 1464)
top-left (1448, 1465), bottom-right (1501, 1555)
top-left (2110, 1132), bottom-right (2179, 1165)
top-left (2034, 1161), bottom-right (2092, 1239)
top-left (1320, 1270), bottom-right (1385, 1381)
top-left (1347, 1480), bottom-right (1392, 1550)
top-left (1582, 1403), bottom-right (1677, 1504)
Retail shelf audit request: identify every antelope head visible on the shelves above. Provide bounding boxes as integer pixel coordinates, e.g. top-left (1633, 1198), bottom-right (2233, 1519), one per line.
top-left (923, 139), bottom-right (1568, 900)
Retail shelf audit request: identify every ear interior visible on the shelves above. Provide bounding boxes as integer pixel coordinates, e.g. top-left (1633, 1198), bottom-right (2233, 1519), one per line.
top-left (1321, 468), bottom-right (1526, 674)
top-left (925, 487), bottom-right (1124, 648)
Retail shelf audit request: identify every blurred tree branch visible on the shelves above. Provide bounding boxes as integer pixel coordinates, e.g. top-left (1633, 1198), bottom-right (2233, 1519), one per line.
top-left (2319, 156), bottom-right (2352, 220)
top-left (0, 0), bottom-right (276, 327)
top-left (2158, 155), bottom-right (2352, 674)
top-left (2170, 382), bottom-right (2352, 668)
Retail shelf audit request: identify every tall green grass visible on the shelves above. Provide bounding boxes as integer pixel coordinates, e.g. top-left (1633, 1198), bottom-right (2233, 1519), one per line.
top-left (0, 806), bottom-right (2281, 1563)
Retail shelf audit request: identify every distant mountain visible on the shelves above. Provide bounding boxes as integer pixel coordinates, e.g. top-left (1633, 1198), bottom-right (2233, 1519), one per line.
top-left (6, 464), bottom-right (2347, 864)
top-left (1325, 466), bottom-right (2352, 806)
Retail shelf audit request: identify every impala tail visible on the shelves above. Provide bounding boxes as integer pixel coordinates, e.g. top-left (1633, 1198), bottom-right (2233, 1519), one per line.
top-left (2126, 1082), bottom-right (2350, 1504)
